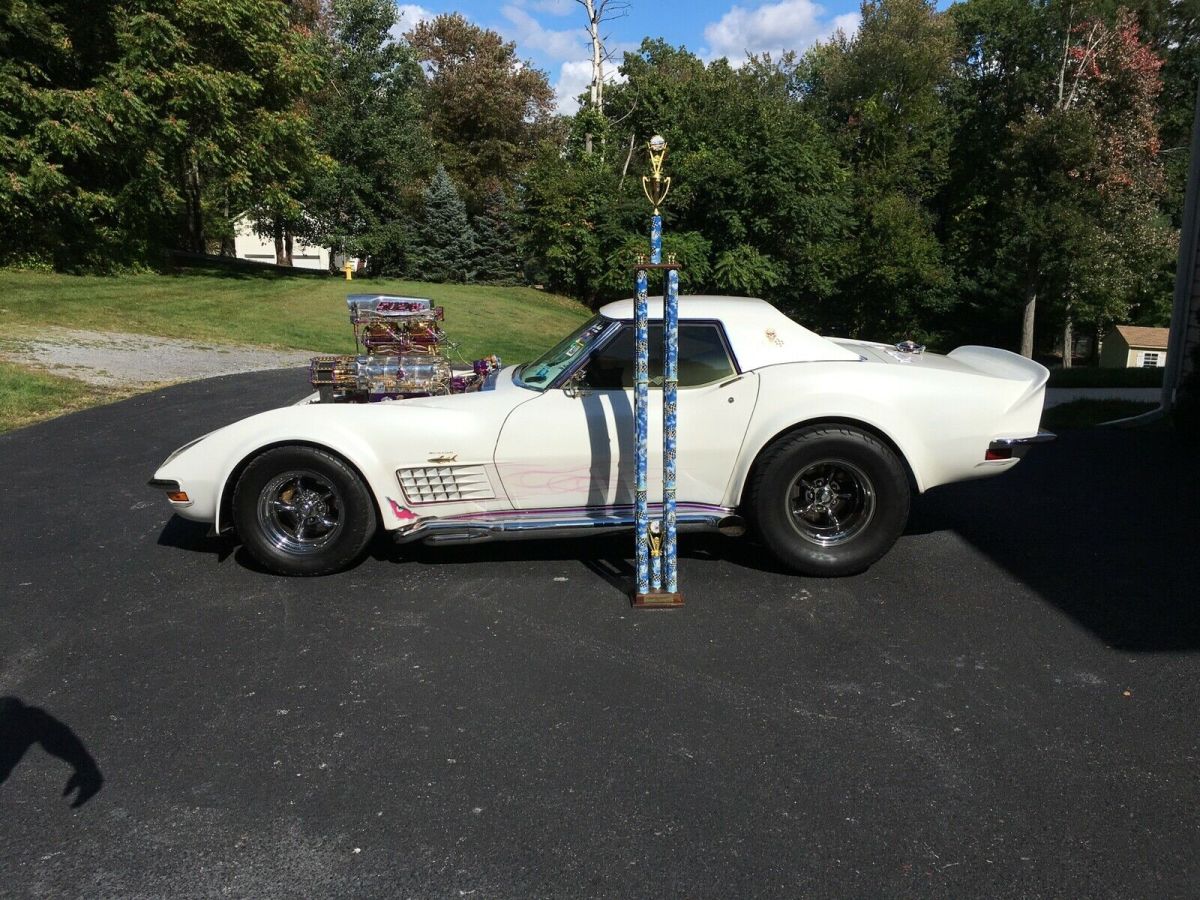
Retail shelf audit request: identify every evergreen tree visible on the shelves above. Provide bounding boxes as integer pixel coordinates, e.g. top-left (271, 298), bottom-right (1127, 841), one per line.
top-left (472, 188), bottom-right (521, 283)
top-left (411, 165), bottom-right (475, 282)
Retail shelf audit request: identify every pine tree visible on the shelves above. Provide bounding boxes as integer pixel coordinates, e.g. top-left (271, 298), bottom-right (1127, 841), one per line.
top-left (472, 188), bottom-right (521, 283)
top-left (411, 166), bottom-right (476, 282)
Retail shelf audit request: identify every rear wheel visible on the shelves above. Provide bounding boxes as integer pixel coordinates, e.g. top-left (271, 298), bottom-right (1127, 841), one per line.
top-left (747, 425), bottom-right (910, 576)
top-left (233, 446), bottom-right (376, 576)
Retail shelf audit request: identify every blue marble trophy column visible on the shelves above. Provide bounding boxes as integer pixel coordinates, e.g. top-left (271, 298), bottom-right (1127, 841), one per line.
top-left (634, 265), bottom-right (650, 596)
top-left (662, 266), bottom-right (679, 593)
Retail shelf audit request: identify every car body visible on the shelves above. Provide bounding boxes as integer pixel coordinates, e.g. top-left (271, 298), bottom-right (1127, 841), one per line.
top-left (151, 295), bottom-right (1053, 576)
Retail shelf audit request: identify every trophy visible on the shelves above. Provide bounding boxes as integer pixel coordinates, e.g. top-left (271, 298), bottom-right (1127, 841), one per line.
top-left (632, 135), bottom-right (683, 608)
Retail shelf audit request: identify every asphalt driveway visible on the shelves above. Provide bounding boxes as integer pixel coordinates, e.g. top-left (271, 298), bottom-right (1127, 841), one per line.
top-left (1, 370), bottom-right (1197, 898)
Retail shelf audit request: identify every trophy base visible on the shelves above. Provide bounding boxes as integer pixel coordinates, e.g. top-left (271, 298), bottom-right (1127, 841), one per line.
top-left (631, 591), bottom-right (684, 609)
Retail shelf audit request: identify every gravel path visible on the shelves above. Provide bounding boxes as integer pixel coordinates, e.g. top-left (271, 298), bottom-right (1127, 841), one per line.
top-left (0, 327), bottom-right (317, 387)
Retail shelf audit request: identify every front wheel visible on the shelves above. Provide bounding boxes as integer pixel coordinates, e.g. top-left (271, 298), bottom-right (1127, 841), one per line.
top-left (746, 425), bottom-right (911, 577)
top-left (232, 446), bottom-right (377, 576)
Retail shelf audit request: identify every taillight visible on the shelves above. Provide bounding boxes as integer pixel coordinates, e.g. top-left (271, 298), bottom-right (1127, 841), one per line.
top-left (985, 448), bottom-right (1012, 461)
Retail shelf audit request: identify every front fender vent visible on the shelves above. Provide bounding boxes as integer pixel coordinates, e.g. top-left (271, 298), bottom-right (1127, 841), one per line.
top-left (397, 465), bottom-right (495, 504)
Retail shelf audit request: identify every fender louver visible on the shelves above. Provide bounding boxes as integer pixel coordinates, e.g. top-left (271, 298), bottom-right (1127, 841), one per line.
top-left (397, 465), bottom-right (495, 504)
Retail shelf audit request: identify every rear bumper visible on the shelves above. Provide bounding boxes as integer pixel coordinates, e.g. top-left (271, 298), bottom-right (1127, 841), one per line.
top-left (989, 430), bottom-right (1056, 459)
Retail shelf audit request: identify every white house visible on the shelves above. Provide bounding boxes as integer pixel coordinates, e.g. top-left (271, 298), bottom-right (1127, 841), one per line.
top-left (232, 215), bottom-right (330, 271)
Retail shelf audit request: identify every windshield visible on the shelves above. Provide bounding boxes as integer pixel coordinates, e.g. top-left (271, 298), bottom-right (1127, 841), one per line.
top-left (516, 316), bottom-right (611, 391)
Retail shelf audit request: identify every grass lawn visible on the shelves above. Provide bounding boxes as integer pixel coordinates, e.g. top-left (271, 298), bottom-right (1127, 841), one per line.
top-left (1041, 399), bottom-right (1158, 429)
top-left (0, 361), bottom-right (128, 433)
top-left (0, 268), bottom-right (591, 363)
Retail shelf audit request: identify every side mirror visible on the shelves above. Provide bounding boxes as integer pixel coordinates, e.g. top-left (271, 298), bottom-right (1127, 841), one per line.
top-left (563, 368), bottom-right (590, 398)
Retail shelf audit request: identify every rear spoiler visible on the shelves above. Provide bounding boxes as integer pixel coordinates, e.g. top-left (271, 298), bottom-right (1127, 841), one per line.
top-left (948, 346), bottom-right (1050, 413)
top-left (947, 346), bottom-right (1050, 386)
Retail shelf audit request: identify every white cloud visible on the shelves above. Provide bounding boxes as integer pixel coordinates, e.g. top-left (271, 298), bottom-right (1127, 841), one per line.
top-left (526, 0), bottom-right (576, 15)
top-left (830, 11), bottom-right (860, 38)
top-left (554, 60), bottom-right (594, 114)
top-left (389, 3), bottom-right (434, 40)
top-left (703, 0), bottom-right (859, 63)
top-left (553, 59), bottom-right (627, 114)
top-left (501, 4), bottom-right (586, 62)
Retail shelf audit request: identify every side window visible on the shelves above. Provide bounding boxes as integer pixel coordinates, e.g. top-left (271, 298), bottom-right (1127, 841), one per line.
top-left (581, 323), bottom-right (736, 389)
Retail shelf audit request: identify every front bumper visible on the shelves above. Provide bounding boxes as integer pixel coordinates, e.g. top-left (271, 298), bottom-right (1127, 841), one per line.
top-left (148, 475), bottom-right (206, 515)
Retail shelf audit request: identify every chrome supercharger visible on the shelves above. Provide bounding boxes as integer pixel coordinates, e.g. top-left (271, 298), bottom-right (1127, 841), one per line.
top-left (309, 294), bottom-right (499, 402)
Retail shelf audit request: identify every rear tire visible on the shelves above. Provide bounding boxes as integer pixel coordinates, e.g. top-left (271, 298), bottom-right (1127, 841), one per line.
top-left (746, 425), bottom-right (910, 576)
top-left (233, 446), bottom-right (376, 576)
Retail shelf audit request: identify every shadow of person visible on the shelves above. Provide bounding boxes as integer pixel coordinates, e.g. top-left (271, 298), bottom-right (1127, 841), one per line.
top-left (0, 697), bottom-right (103, 807)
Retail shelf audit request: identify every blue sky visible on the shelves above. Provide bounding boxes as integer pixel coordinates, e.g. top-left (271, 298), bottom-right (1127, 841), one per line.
top-left (391, 0), bottom-right (861, 112)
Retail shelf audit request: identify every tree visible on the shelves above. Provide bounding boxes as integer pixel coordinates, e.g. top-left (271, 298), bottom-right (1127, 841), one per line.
top-left (804, 0), bottom-right (958, 341)
top-left (593, 42), bottom-right (853, 319)
top-left (0, 0), bottom-right (124, 268)
top-left (305, 0), bottom-right (432, 273)
top-left (411, 165), bottom-right (475, 282)
top-left (113, 0), bottom-right (329, 258)
top-left (407, 14), bottom-right (557, 206)
top-left (573, 0), bottom-right (628, 155)
top-left (0, 0), bottom-right (327, 269)
top-left (472, 187), bottom-right (521, 283)
top-left (946, 0), bottom-right (1175, 357)
top-left (520, 147), bottom-right (622, 304)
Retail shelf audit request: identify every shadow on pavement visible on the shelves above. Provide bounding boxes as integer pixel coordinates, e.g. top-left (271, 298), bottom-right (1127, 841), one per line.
top-left (153, 424), bottom-right (1198, 651)
top-left (909, 428), bottom-right (1200, 652)
top-left (156, 517), bottom-right (237, 563)
top-left (0, 697), bottom-right (104, 807)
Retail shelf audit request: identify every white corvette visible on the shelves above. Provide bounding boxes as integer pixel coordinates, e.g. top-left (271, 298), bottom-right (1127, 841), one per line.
top-left (150, 295), bottom-right (1053, 576)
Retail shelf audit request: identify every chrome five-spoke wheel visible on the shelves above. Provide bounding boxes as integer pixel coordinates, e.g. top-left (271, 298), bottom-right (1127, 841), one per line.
top-left (234, 446), bottom-right (376, 576)
top-left (786, 460), bottom-right (876, 547)
top-left (257, 471), bottom-right (343, 554)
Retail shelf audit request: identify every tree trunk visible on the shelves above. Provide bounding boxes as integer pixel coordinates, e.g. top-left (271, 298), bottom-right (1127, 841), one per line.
top-left (1020, 278), bottom-right (1037, 359)
top-left (618, 132), bottom-right (635, 188)
top-left (284, 228), bottom-right (295, 267)
top-left (273, 217), bottom-right (289, 266)
top-left (183, 152), bottom-right (204, 253)
top-left (1062, 316), bottom-right (1073, 368)
top-left (578, 0), bottom-right (604, 157)
top-left (586, 0), bottom-right (603, 114)
top-left (219, 191), bottom-right (235, 257)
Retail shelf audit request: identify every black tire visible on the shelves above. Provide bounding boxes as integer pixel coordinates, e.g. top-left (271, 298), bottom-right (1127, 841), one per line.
top-left (746, 425), bottom-right (910, 577)
top-left (232, 446), bottom-right (377, 576)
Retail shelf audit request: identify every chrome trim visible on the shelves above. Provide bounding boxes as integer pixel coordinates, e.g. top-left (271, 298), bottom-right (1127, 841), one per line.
top-left (989, 431), bottom-right (1057, 449)
top-left (393, 507), bottom-right (735, 546)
